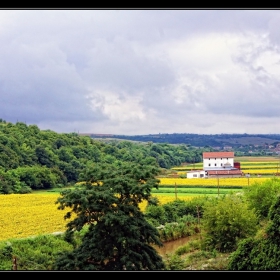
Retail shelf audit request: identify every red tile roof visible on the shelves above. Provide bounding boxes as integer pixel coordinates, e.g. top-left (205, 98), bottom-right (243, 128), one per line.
top-left (203, 152), bottom-right (234, 158)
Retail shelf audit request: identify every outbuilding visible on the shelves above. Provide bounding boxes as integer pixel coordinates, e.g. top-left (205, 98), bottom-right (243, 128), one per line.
top-left (186, 170), bottom-right (207, 179)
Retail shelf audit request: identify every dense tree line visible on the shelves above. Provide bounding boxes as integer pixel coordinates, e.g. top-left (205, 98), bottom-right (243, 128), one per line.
top-left (91, 133), bottom-right (280, 149)
top-left (0, 120), bottom-right (205, 194)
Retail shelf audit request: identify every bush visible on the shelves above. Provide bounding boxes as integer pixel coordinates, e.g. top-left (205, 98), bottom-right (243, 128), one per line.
top-left (164, 253), bottom-right (186, 270)
top-left (162, 197), bottom-right (208, 223)
top-left (244, 177), bottom-right (280, 220)
top-left (145, 204), bottom-right (166, 226)
top-left (0, 234), bottom-right (74, 270)
top-left (202, 194), bottom-right (258, 253)
top-left (227, 195), bottom-right (280, 270)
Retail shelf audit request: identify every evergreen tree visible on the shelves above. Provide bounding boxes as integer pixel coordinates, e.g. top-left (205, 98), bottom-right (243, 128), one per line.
top-left (53, 162), bottom-right (165, 271)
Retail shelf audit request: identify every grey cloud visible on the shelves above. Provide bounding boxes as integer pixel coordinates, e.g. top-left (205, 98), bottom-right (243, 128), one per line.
top-left (1, 10), bottom-right (280, 134)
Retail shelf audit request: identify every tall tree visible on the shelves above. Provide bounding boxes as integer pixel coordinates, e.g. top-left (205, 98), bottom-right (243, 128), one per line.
top-left (53, 162), bottom-right (165, 271)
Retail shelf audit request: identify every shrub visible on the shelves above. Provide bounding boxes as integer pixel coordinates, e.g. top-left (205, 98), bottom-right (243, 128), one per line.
top-left (0, 234), bottom-right (73, 270)
top-left (164, 253), bottom-right (186, 270)
top-left (145, 204), bottom-right (166, 226)
top-left (202, 194), bottom-right (258, 253)
top-left (244, 177), bottom-right (280, 220)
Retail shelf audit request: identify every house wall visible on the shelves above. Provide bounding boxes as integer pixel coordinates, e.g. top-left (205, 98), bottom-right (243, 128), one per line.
top-left (203, 157), bottom-right (234, 169)
top-left (187, 170), bottom-right (206, 179)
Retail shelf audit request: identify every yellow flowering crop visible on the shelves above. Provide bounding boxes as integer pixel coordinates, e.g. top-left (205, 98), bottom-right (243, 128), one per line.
top-left (242, 169), bottom-right (279, 174)
top-left (158, 177), bottom-right (268, 186)
top-left (138, 195), bottom-right (193, 211)
top-left (0, 194), bottom-right (70, 241)
top-left (241, 163), bottom-right (279, 167)
top-left (0, 193), bottom-right (195, 242)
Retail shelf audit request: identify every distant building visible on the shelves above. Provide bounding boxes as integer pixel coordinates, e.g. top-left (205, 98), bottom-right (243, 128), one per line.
top-left (203, 151), bottom-right (234, 170)
top-left (186, 151), bottom-right (242, 178)
top-left (186, 170), bottom-right (207, 179)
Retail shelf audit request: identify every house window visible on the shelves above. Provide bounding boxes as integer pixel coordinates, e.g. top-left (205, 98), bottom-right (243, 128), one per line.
top-left (221, 158), bottom-right (222, 160)
top-left (215, 158), bottom-right (216, 160)
top-left (221, 163), bottom-right (222, 166)
top-left (200, 174), bottom-right (204, 178)
top-left (193, 174), bottom-right (197, 178)
top-left (215, 163), bottom-right (217, 166)
top-left (209, 158), bottom-right (210, 160)
top-left (227, 158), bottom-right (228, 160)
top-left (208, 163), bottom-right (211, 166)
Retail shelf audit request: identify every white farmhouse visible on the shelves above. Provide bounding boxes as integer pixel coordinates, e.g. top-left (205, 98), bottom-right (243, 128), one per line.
top-left (186, 151), bottom-right (242, 178)
top-left (203, 151), bottom-right (234, 170)
top-left (203, 151), bottom-right (242, 178)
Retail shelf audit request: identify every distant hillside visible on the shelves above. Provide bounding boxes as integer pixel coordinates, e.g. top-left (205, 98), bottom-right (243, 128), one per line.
top-left (88, 133), bottom-right (280, 148)
top-left (0, 120), bottom-right (212, 194)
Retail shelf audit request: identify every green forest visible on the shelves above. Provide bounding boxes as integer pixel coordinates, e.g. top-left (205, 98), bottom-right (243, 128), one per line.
top-left (0, 119), bottom-right (205, 194)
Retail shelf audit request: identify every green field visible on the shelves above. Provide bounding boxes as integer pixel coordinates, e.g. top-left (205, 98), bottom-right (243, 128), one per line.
top-left (152, 187), bottom-right (241, 195)
top-left (34, 157), bottom-right (279, 198)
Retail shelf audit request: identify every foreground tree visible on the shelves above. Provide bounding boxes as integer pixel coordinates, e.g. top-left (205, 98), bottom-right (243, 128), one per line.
top-left (52, 162), bottom-right (165, 271)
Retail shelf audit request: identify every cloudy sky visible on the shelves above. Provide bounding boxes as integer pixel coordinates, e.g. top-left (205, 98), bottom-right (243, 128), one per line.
top-left (1, 9), bottom-right (280, 135)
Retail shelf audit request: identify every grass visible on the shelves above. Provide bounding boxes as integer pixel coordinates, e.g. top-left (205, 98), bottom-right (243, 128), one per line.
top-left (32, 187), bottom-right (74, 194)
top-left (162, 235), bottom-right (231, 270)
top-left (152, 187), bottom-right (241, 195)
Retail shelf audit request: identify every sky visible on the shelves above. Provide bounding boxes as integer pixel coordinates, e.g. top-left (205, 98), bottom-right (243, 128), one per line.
top-left (1, 9), bottom-right (280, 135)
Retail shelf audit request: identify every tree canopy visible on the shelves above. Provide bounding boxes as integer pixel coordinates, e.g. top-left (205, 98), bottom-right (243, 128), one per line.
top-left (0, 120), bottom-right (204, 194)
top-left (53, 162), bottom-right (166, 270)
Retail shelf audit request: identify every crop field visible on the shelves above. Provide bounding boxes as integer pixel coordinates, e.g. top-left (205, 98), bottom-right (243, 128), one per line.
top-left (156, 156), bottom-right (280, 195)
top-left (0, 193), bottom-right (191, 242)
top-left (235, 156), bottom-right (280, 162)
top-left (1, 156), bottom-right (279, 242)
top-left (158, 177), bottom-right (267, 187)
top-left (0, 194), bottom-right (70, 241)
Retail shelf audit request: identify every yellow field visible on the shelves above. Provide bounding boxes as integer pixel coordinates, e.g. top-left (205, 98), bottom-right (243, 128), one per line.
top-left (242, 169), bottom-right (279, 175)
top-left (0, 193), bottom-right (189, 242)
top-left (0, 194), bottom-right (70, 241)
top-left (159, 177), bottom-right (268, 186)
top-left (240, 163), bottom-right (279, 166)
top-left (1, 157), bottom-right (278, 242)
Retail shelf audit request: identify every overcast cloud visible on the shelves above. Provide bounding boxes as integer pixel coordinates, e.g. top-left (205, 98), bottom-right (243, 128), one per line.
top-left (1, 9), bottom-right (280, 135)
